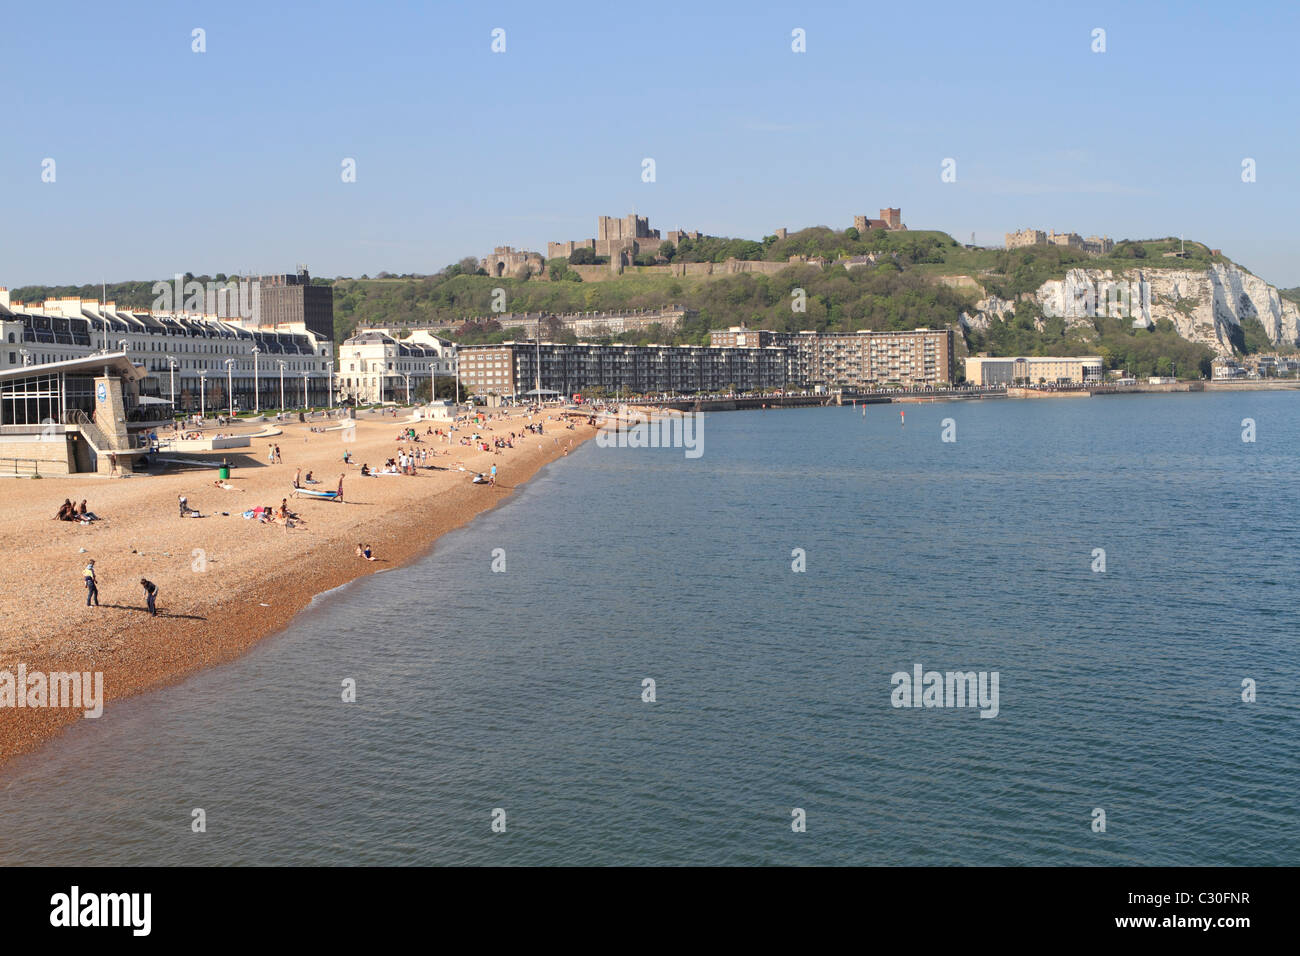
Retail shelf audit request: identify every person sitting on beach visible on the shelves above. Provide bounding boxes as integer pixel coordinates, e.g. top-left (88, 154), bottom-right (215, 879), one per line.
top-left (304, 470), bottom-right (317, 484)
top-left (77, 500), bottom-right (100, 522)
top-left (356, 543), bottom-right (375, 561)
top-left (279, 498), bottom-right (300, 521)
top-left (213, 479), bottom-right (241, 491)
top-left (54, 499), bottom-right (75, 521)
top-left (360, 463), bottom-right (371, 476)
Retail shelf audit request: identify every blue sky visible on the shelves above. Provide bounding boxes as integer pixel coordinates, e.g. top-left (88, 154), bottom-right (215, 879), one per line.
top-left (3, 0), bottom-right (1298, 287)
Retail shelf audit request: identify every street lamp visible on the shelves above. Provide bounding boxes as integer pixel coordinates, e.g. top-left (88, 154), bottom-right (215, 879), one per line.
top-left (326, 360), bottom-right (334, 410)
top-left (224, 358), bottom-right (235, 418)
top-left (92, 316), bottom-right (109, 353)
top-left (251, 346), bottom-right (260, 414)
top-left (429, 362), bottom-right (438, 404)
top-left (166, 356), bottom-right (177, 407)
top-left (403, 372), bottom-right (411, 405)
top-left (302, 371), bottom-right (309, 410)
top-left (199, 371), bottom-right (207, 419)
top-left (277, 360), bottom-right (286, 411)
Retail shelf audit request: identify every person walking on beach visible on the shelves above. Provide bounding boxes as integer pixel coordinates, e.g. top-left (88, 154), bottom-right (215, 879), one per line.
top-left (267, 444), bottom-right (275, 465)
top-left (140, 578), bottom-right (159, 616)
top-left (489, 463), bottom-right (497, 486)
top-left (274, 444), bottom-right (282, 464)
top-left (108, 452), bottom-right (119, 476)
top-left (84, 560), bottom-right (99, 607)
top-left (336, 474), bottom-right (345, 503)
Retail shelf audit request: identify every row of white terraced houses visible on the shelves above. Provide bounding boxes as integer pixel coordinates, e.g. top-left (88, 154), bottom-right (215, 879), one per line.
top-left (0, 290), bottom-right (460, 409)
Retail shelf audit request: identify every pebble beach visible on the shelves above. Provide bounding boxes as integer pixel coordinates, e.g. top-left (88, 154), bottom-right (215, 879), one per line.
top-left (0, 408), bottom-right (597, 766)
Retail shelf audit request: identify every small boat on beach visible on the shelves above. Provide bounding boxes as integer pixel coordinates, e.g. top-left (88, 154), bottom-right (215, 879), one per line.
top-left (292, 485), bottom-right (340, 500)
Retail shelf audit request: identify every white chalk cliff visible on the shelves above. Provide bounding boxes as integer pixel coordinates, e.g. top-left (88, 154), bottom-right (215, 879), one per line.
top-left (959, 263), bottom-right (1300, 355)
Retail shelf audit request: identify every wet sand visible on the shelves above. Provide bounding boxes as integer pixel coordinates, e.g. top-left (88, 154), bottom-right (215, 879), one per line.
top-left (0, 408), bottom-right (595, 767)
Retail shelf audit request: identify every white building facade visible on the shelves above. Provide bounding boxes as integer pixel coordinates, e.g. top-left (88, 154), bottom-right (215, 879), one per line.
top-left (0, 287), bottom-right (334, 411)
top-left (336, 329), bottom-right (457, 404)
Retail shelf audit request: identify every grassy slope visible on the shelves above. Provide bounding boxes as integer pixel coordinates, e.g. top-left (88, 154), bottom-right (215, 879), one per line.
top-left (6, 231), bottom-right (1264, 379)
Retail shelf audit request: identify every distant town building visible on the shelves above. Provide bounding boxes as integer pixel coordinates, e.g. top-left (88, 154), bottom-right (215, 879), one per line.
top-left (1212, 360), bottom-right (1246, 380)
top-left (456, 341), bottom-right (788, 397)
top-left (708, 327), bottom-right (784, 349)
top-left (964, 355), bottom-right (1103, 386)
top-left (336, 329), bottom-right (456, 404)
top-left (256, 269), bottom-right (335, 342)
top-left (382, 307), bottom-right (696, 339)
top-left (0, 286), bottom-right (334, 413)
top-left (710, 326), bottom-right (955, 388)
top-left (1004, 229), bottom-right (1114, 256)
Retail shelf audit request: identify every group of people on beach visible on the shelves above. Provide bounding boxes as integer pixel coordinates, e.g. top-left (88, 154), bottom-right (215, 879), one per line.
top-left (61, 407), bottom-right (586, 629)
top-left (53, 498), bottom-right (98, 523)
top-left (244, 499), bottom-right (303, 528)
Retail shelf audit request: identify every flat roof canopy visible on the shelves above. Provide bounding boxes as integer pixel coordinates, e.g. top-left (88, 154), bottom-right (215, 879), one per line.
top-left (0, 351), bottom-right (145, 384)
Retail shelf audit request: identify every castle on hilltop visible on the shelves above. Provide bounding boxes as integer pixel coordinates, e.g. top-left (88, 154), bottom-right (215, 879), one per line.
top-left (485, 206), bottom-right (909, 278)
top-left (854, 208), bottom-right (906, 232)
top-left (547, 213), bottom-right (701, 265)
top-left (1005, 228), bottom-right (1114, 256)
top-left (481, 246), bottom-right (546, 278)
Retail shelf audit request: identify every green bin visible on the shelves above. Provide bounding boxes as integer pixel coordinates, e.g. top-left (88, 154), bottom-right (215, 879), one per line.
top-left (218, 465), bottom-right (230, 480)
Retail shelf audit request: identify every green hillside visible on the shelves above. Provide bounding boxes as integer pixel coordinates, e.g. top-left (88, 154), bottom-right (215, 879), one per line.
top-left (7, 227), bottom-right (1248, 380)
top-left (334, 266), bottom-right (971, 346)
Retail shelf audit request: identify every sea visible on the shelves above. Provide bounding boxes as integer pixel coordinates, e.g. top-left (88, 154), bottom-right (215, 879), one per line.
top-left (1, 391), bottom-right (1297, 865)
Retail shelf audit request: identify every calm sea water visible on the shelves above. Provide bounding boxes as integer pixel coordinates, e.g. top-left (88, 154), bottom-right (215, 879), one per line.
top-left (2, 392), bottom-right (1297, 866)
